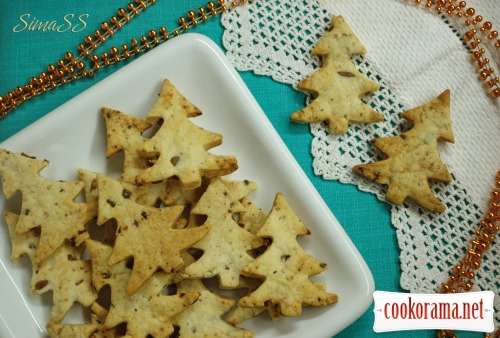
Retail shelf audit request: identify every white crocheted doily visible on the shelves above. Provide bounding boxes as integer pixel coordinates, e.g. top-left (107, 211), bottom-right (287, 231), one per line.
top-left (222, 0), bottom-right (500, 330)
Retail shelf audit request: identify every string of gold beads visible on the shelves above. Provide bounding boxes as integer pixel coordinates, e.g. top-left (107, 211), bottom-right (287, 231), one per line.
top-left (438, 170), bottom-right (500, 338)
top-left (0, 0), bottom-right (246, 118)
top-left (414, 0), bottom-right (500, 99)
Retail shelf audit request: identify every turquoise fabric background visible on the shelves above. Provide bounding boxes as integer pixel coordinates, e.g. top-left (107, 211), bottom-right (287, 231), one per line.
top-left (0, 1), bottom-right (482, 337)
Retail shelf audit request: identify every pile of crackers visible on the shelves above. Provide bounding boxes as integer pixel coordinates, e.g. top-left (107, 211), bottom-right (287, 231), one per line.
top-left (0, 80), bottom-right (337, 337)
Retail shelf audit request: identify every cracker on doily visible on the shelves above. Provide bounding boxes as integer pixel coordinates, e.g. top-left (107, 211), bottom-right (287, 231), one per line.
top-left (290, 16), bottom-right (383, 134)
top-left (353, 89), bottom-right (454, 212)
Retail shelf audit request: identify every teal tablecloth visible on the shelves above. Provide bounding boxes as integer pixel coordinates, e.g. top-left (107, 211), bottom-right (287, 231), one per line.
top-left (0, 1), bottom-right (482, 337)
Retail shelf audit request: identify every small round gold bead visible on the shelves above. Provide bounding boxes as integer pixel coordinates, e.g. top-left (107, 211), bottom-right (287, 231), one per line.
top-left (198, 7), bottom-right (208, 20)
top-left (135, 0), bottom-right (147, 9)
top-left (481, 21), bottom-right (492, 32)
top-left (463, 282), bottom-right (472, 291)
top-left (207, 2), bottom-right (217, 15)
top-left (121, 44), bottom-right (130, 58)
top-left (179, 17), bottom-right (188, 30)
top-left (159, 26), bottom-right (169, 40)
top-left (128, 3), bottom-right (139, 15)
top-left (148, 30), bottom-right (159, 44)
top-left (141, 36), bottom-right (151, 49)
top-left (64, 52), bottom-right (74, 60)
top-left (488, 31), bottom-right (498, 39)
top-left (441, 283), bottom-right (450, 292)
top-left (117, 8), bottom-right (130, 22)
top-left (470, 38), bottom-right (481, 48)
top-left (487, 77), bottom-right (500, 88)
top-left (110, 16), bottom-right (123, 29)
top-left (472, 51), bottom-right (481, 60)
top-left (464, 29), bottom-right (477, 40)
top-left (94, 30), bottom-right (106, 43)
top-left (464, 7), bottom-right (475, 17)
top-left (478, 58), bottom-right (490, 69)
top-left (187, 10), bottom-right (198, 25)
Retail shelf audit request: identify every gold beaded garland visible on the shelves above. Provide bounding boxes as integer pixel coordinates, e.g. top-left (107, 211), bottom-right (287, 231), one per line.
top-left (0, 0), bottom-right (244, 118)
top-left (438, 170), bottom-right (500, 338)
top-left (414, 0), bottom-right (500, 99)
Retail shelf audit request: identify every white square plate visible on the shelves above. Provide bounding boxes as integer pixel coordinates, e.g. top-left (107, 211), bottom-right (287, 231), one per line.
top-left (0, 33), bottom-right (374, 338)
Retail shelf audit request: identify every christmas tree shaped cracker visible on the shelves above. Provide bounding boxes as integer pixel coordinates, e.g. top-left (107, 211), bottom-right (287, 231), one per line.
top-left (102, 107), bottom-right (152, 183)
top-left (4, 211), bottom-right (97, 324)
top-left (183, 178), bottom-right (263, 288)
top-left (135, 80), bottom-right (238, 189)
top-left (96, 174), bottom-right (210, 295)
top-left (102, 108), bottom-right (173, 207)
top-left (173, 254), bottom-right (254, 338)
top-left (291, 16), bottom-right (383, 134)
top-left (86, 239), bottom-right (199, 337)
top-left (239, 193), bottom-right (338, 316)
top-left (353, 90), bottom-right (455, 212)
top-left (0, 150), bottom-right (89, 263)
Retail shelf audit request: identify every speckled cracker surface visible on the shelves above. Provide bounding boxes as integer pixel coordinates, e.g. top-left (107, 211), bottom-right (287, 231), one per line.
top-left (183, 178), bottom-right (263, 288)
top-left (87, 239), bottom-right (199, 337)
top-left (291, 16), bottom-right (383, 134)
top-left (173, 254), bottom-right (254, 338)
top-left (5, 211), bottom-right (96, 323)
top-left (353, 90), bottom-right (454, 212)
top-left (0, 149), bottom-right (89, 263)
top-left (135, 80), bottom-right (238, 189)
top-left (239, 193), bottom-right (338, 316)
top-left (97, 174), bottom-right (210, 295)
